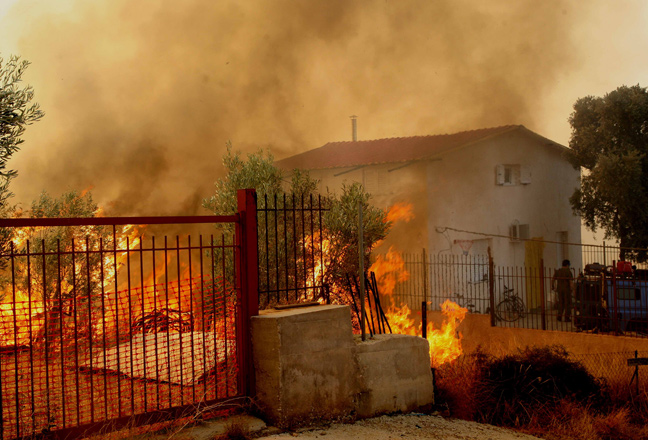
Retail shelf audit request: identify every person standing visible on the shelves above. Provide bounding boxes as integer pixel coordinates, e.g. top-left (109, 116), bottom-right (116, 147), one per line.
top-left (552, 259), bottom-right (574, 322)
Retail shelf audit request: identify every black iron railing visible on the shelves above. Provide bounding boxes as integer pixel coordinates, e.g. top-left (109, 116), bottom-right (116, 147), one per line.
top-left (257, 194), bottom-right (329, 308)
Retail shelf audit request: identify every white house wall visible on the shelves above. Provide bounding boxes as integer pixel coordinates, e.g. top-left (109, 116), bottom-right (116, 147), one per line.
top-left (300, 129), bottom-right (581, 271)
top-left (424, 130), bottom-right (581, 270)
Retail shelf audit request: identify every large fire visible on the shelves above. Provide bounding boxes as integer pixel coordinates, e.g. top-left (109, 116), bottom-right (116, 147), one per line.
top-left (0, 220), bottom-right (211, 347)
top-left (371, 202), bottom-right (467, 368)
top-left (0, 199), bottom-right (466, 370)
top-left (370, 247), bottom-right (410, 301)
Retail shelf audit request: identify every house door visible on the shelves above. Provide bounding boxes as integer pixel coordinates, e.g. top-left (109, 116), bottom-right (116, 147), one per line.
top-left (524, 237), bottom-right (545, 309)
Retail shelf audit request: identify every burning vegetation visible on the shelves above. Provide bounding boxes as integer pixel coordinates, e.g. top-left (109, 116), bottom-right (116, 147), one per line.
top-left (351, 202), bottom-right (468, 368)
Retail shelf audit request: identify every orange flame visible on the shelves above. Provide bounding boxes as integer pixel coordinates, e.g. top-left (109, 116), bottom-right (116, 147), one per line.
top-left (385, 202), bottom-right (414, 223)
top-left (370, 238), bottom-right (466, 368)
top-left (426, 300), bottom-right (467, 368)
top-left (0, 219), bottom-right (145, 347)
top-left (80, 185), bottom-right (95, 197)
top-left (369, 246), bottom-right (409, 297)
top-left (0, 290), bottom-right (45, 347)
top-left (384, 300), bottom-right (467, 368)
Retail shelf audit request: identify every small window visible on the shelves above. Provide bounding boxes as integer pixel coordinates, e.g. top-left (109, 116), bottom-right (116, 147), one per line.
top-left (520, 165), bottom-right (532, 184)
top-left (496, 164), bottom-right (523, 185)
top-left (363, 168), bottom-right (391, 195)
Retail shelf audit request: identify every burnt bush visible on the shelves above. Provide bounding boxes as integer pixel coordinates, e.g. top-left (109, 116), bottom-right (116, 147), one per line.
top-left (435, 345), bottom-right (605, 427)
top-left (475, 345), bottom-right (604, 426)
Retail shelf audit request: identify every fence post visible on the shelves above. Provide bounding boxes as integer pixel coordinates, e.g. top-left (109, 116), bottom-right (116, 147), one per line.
top-left (236, 188), bottom-right (259, 397)
top-left (358, 202), bottom-right (366, 341)
top-left (422, 248), bottom-right (428, 304)
top-left (539, 259), bottom-right (546, 330)
top-left (422, 248), bottom-right (428, 338)
top-left (488, 247), bottom-right (496, 326)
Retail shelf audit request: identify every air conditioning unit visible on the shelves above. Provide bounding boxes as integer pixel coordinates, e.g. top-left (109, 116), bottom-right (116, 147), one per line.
top-left (509, 222), bottom-right (530, 242)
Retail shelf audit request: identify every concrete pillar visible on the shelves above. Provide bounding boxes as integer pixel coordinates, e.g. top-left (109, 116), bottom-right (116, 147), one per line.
top-left (251, 305), bottom-right (361, 427)
top-left (251, 304), bottom-right (435, 427)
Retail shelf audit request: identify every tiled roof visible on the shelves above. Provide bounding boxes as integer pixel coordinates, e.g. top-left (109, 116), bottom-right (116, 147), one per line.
top-left (277, 125), bottom-right (556, 170)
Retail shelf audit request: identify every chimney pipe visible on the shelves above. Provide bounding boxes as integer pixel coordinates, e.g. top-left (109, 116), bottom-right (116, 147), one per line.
top-left (350, 115), bottom-right (357, 141)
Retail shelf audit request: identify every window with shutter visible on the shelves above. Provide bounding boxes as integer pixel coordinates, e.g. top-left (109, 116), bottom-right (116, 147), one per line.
top-left (496, 164), bottom-right (529, 186)
top-left (520, 165), bottom-right (531, 184)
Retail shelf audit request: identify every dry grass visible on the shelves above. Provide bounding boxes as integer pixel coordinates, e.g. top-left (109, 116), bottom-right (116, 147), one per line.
top-left (215, 419), bottom-right (251, 440)
top-left (435, 345), bottom-right (648, 440)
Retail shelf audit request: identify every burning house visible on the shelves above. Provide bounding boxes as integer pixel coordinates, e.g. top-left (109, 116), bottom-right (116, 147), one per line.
top-left (277, 124), bottom-right (581, 271)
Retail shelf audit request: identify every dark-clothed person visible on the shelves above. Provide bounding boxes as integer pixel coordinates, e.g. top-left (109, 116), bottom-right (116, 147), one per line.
top-left (552, 259), bottom-right (574, 322)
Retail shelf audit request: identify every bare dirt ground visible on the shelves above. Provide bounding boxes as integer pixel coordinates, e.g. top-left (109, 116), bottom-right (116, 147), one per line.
top-left (254, 413), bottom-right (543, 440)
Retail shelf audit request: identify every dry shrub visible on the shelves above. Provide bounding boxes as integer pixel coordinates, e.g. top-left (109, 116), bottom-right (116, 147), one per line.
top-left (432, 345), bottom-right (648, 440)
top-left (523, 399), bottom-right (648, 440)
top-left (436, 345), bottom-right (603, 427)
top-left (474, 345), bottom-right (603, 427)
top-left (216, 420), bottom-right (251, 440)
top-left (525, 399), bottom-right (598, 440)
top-left (434, 348), bottom-right (489, 420)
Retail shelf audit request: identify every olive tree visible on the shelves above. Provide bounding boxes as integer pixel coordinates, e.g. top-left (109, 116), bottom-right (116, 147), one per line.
top-left (203, 145), bottom-right (391, 306)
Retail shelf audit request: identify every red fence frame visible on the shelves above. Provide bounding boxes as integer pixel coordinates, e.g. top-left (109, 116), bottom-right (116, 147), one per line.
top-left (0, 189), bottom-right (259, 439)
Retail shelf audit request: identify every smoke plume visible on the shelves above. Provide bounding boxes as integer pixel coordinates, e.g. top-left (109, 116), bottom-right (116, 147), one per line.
top-left (2, 0), bottom-right (580, 215)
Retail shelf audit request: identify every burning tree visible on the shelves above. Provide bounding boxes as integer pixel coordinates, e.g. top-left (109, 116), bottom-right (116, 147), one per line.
top-left (7, 190), bottom-right (113, 345)
top-left (203, 145), bottom-right (390, 306)
top-left (321, 182), bottom-right (390, 302)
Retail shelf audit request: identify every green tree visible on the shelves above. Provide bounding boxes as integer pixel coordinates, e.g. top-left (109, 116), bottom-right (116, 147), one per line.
top-left (566, 84), bottom-right (648, 261)
top-left (0, 55), bottom-right (44, 274)
top-left (203, 145), bottom-right (391, 306)
top-left (323, 182), bottom-right (389, 287)
top-left (203, 142), bottom-right (284, 215)
top-left (0, 55), bottom-right (43, 207)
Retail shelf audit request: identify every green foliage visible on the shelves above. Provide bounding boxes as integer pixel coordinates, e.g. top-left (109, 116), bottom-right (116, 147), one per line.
top-left (14, 190), bottom-right (110, 342)
top-left (566, 84), bottom-right (648, 260)
top-left (203, 145), bottom-right (391, 305)
top-left (21, 190), bottom-right (110, 301)
top-left (0, 55), bottom-right (43, 205)
top-left (0, 55), bottom-right (43, 270)
top-left (202, 143), bottom-right (283, 215)
top-left (324, 182), bottom-right (389, 285)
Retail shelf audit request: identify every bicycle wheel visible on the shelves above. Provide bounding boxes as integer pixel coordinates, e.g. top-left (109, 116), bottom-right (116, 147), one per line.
top-left (496, 299), bottom-right (521, 322)
top-left (514, 297), bottom-right (526, 318)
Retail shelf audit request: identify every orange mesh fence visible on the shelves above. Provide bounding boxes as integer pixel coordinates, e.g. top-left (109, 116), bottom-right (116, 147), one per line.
top-left (0, 276), bottom-right (239, 439)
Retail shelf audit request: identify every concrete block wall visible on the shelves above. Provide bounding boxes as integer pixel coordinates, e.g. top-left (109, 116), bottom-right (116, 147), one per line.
top-left (251, 305), bottom-right (434, 427)
top-left (355, 334), bottom-right (434, 418)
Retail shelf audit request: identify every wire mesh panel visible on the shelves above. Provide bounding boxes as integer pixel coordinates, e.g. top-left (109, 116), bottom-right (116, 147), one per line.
top-left (0, 215), bottom-right (251, 440)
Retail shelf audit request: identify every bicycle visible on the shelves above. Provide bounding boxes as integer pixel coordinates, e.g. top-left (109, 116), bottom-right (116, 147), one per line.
top-left (495, 284), bottom-right (526, 322)
top-left (453, 293), bottom-right (478, 313)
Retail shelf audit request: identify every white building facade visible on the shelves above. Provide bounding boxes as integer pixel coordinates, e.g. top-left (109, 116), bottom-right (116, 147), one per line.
top-left (277, 125), bottom-right (582, 271)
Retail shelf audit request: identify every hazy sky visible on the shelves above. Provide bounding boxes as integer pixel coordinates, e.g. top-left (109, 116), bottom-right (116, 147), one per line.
top-left (1, 0), bottom-right (647, 216)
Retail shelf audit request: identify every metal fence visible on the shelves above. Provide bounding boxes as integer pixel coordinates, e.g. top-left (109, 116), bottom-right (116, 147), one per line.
top-left (572, 351), bottom-right (648, 395)
top-left (257, 194), bottom-right (329, 308)
top-left (392, 245), bottom-right (648, 338)
top-left (0, 190), bottom-right (259, 439)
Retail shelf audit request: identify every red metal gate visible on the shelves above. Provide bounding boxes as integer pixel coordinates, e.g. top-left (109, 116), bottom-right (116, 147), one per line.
top-left (0, 189), bottom-right (258, 439)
